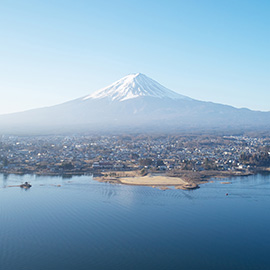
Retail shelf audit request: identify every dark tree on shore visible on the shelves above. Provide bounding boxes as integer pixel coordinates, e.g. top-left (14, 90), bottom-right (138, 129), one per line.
top-left (61, 162), bottom-right (74, 170)
top-left (3, 157), bottom-right (8, 167)
top-left (240, 150), bottom-right (270, 166)
top-left (157, 159), bottom-right (165, 167)
top-left (139, 158), bottom-right (152, 167)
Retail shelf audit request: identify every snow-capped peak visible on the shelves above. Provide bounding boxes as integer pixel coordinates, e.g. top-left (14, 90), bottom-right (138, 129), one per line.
top-left (83, 73), bottom-right (191, 102)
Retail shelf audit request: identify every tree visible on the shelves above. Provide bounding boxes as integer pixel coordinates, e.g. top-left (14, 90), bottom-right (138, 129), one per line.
top-left (157, 159), bottom-right (165, 166)
top-left (139, 158), bottom-right (152, 167)
top-left (3, 157), bottom-right (8, 167)
top-left (61, 162), bottom-right (74, 170)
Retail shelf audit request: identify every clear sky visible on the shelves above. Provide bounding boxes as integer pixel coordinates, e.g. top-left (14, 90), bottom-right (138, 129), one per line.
top-left (0, 0), bottom-right (269, 114)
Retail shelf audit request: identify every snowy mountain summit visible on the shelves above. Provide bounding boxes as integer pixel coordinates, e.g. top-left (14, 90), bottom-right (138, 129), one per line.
top-left (84, 73), bottom-right (191, 102)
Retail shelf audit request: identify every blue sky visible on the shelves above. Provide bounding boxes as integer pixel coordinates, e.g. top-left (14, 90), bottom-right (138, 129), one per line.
top-left (0, 0), bottom-right (269, 114)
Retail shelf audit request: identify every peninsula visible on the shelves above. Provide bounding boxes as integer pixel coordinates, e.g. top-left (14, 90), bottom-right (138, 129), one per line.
top-left (93, 169), bottom-right (254, 190)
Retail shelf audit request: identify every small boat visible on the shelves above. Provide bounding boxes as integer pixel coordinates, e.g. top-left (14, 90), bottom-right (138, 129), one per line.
top-left (20, 182), bottom-right (32, 189)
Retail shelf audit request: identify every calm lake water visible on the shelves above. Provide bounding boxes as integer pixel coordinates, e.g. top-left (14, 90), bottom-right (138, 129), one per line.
top-left (0, 173), bottom-right (270, 270)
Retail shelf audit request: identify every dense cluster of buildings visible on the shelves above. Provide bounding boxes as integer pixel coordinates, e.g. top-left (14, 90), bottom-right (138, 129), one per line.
top-left (0, 134), bottom-right (269, 175)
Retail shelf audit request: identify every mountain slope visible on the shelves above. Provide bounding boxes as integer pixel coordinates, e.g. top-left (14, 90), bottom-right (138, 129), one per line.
top-left (0, 73), bottom-right (269, 134)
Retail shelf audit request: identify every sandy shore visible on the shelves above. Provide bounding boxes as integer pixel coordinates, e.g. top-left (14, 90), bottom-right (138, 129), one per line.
top-left (95, 173), bottom-right (199, 190)
top-left (120, 175), bottom-right (186, 185)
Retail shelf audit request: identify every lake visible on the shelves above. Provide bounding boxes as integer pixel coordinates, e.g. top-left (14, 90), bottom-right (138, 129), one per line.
top-left (0, 173), bottom-right (270, 270)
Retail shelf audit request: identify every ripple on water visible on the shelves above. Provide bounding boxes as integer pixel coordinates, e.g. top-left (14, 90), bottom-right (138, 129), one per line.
top-left (1, 174), bottom-right (270, 270)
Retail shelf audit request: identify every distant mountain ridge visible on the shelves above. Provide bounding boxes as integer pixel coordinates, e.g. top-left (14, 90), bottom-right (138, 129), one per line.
top-left (0, 73), bottom-right (269, 134)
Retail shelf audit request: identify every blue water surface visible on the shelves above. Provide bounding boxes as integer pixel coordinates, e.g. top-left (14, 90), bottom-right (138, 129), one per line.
top-left (0, 173), bottom-right (269, 270)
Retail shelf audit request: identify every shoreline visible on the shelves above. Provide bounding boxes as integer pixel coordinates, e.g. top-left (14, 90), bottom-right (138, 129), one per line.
top-left (93, 168), bottom-right (270, 190)
top-left (1, 166), bottom-right (269, 178)
top-left (94, 173), bottom-right (199, 190)
top-left (1, 168), bottom-right (269, 190)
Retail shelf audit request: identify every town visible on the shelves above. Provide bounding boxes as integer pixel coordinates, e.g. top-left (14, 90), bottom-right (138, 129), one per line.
top-left (0, 133), bottom-right (270, 177)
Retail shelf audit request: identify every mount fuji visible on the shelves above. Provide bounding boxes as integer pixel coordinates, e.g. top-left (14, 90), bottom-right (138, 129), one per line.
top-left (0, 73), bottom-right (269, 134)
